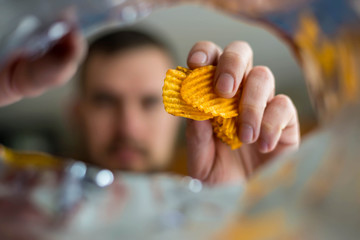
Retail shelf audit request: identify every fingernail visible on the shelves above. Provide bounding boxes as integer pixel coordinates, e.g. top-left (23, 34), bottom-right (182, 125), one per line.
top-left (240, 124), bottom-right (253, 143)
top-left (259, 140), bottom-right (269, 153)
top-left (189, 51), bottom-right (207, 64)
top-left (216, 73), bottom-right (234, 95)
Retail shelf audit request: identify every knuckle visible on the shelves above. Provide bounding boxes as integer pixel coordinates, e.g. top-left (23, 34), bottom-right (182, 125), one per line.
top-left (221, 51), bottom-right (246, 67)
top-left (227, 41), bottom-right (253, 56)
top-left (222, 41), bottom-right (253, 64)
top-left (240, 41), bottom-right (253, 56)
top-left (273, 94), bottom-right (294, 109)
top-left (239, 103), bottom-right (264, 121)
top-left (261, 120), bottom-right (281, 134)
top-left (250, 66), bottom-right (274, 83)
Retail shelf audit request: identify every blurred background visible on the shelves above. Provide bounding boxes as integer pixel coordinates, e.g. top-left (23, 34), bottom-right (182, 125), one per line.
top-left (0, 4), bottom-right (317, 156)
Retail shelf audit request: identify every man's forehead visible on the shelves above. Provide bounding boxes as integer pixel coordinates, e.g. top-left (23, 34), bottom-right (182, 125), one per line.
top-left (83, 47), bottom-right (173, 93)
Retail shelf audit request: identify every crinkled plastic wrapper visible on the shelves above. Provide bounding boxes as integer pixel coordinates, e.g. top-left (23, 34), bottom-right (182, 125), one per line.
top-left (3, 105), bottom-right (360, 240)
top-left (0, 151), bottom-right (242, 240)
top-left (3, 106), bottom-right (360, 240)
top-left (1, 0), bottom-right (360, 239)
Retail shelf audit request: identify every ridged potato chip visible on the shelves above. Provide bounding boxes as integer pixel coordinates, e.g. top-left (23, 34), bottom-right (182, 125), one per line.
top-left (162, 68), bottom-right (213, 121)
top-left (181, 65), bottom-right (239, 118)
top-left (212, 117), bottom-right (242, 149)
top-left (163, 65), bottom-right (242, 149)
top-left (176, 66), bottom-right (192, 74)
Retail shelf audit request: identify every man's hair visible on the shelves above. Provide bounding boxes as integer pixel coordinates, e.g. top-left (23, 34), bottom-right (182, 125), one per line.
top-left (78, 28), bottom-right (175, 91)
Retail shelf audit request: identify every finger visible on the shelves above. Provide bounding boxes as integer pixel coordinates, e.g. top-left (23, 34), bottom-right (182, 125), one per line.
top-left (258, 94), bottom-right (300, 153)
top-left (238, 66), bottom-right (275, 144)
top-left (0, 63), bottom-right (22, 106)
top-left (10, 30), bottom-right (86, 98)
top-left (214, 41), bottom-right (253, 98)
top-left (187, 41), bottom-right (222, 69)
top-left (186, 119), bottom-right (215, 181)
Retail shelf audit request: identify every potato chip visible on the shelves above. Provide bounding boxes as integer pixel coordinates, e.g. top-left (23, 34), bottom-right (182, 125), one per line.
top-left (212, 117), bottom-right (242, 149)
top-left (176, 66), bottom-right (192, 74)
top-left (162, 68), bottom-right (213, 121)
top-left (163, 65), bottom-right (242, 149)
top-left (181, 65), bottom-right (239, 118)
top-left (0, 145), bottom-right (63, 168)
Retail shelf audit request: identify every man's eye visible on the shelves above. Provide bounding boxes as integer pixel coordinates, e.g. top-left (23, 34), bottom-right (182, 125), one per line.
top-left (142, 96), bottom-right (161, 111)
top-left (92, 94), bottom-right (116, 107)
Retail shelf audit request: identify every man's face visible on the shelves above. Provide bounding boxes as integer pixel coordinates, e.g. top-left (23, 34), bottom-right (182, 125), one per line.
top-left (76, 46), bottom-right (180, 172)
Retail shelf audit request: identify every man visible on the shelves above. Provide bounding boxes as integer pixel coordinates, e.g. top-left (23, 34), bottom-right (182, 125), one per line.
top-left (0, 28), bottom-right (300, 185)
top-left (72, 29), bottom-right (181, 172)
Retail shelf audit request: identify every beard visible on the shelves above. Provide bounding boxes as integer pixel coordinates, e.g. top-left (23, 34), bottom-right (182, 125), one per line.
top-left (99, 136), bottom-right (164, 172)
top-left (79, 133), bottom-right (167, 173)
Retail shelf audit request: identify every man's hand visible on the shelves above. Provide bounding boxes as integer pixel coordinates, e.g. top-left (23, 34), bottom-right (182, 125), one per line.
top-left (186, 41), bottom-right (300, 185)
top-left (0, 30), bottom-right (85, 107)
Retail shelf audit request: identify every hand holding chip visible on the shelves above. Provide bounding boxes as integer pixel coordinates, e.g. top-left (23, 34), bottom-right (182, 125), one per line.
top-left (185, 41), bottom-right (300, 185)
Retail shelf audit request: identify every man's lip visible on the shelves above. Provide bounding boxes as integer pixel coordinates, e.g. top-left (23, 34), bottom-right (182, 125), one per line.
top-left (110, 148), bottom-right (143, 164)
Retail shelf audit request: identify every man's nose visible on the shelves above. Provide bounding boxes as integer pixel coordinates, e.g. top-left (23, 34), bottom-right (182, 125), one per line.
top-left (115, 104), bottom-right (144, 137)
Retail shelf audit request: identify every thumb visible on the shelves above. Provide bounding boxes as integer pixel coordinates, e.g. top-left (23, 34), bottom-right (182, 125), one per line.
top-left (186, 119), bottom-right (215, 180)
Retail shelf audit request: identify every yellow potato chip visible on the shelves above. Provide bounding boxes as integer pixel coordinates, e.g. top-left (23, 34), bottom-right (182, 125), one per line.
top-left (162, 68), bottom-right (213, 121)
top-left (176, 66), bottom-right (192, 74)
top-left (229, 136), bottom-right (242, 150)
top-left (181, 65), bottom-right (239, 118)
top-left (212, 117), bottom-right (242, 150)
top-left (0, 145), bottom-right (63, 169)
top-left (163, 65), bottom-right (242, 149)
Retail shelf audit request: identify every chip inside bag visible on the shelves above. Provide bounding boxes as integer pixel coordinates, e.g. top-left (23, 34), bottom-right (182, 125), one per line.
top-left (162, 65), bottom-right (242, 149)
